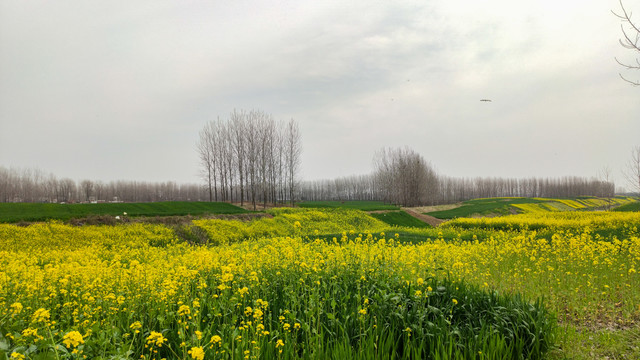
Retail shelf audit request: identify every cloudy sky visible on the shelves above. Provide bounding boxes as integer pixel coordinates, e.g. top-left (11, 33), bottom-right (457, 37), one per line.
top-left (1, 0), bottom-right (639, 190)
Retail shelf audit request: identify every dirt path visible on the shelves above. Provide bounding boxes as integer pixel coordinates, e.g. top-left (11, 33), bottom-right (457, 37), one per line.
top-left (401, 208), bottom-right (445, 227)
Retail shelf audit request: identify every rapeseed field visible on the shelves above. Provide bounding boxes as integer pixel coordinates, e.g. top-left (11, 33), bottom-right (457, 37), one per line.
top-left (1, 208), bottom-right (638, 359)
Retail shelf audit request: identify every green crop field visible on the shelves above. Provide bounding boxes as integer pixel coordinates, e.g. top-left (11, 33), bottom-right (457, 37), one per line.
top-left (614, 201), bottom-right (640, 212)
top-left (425, 196), bottom-right (637, 219)
top-left (369, 210), bottom-right (432, 228)
top-left (0, 201), bottom-right (247, 223)
top-left (297, 200), bottom-right (400, 211)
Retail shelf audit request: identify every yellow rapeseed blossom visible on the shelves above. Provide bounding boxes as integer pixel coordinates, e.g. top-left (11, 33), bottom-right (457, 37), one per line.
top-left (146, 331), bottom-right (168, 347)
top-left (62, 331), bottom-right (84, 348)
top-left (10, 302), bottom-right (23, 315)
top-left (188, 346), bottom-right (205, 360)
top-left (31, 308), bottom-right (50, 324)
top-left (178, 305), bottom-right (191, 316)
top-left (210, 335), bottom-right (222, 346)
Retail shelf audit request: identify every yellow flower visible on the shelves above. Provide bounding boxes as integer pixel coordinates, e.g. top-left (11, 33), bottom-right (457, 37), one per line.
top-left (21, 328), bottom-right (39, 339)
top-left (276, 339), bottom-right (284, 348)
top-left (62, 331), bottom-right (84, 348)
top-left (237, 287), bottom-right (249, 296)
top-left (10, 302), bottom-right (23, 315)
top-left (188, 346), bottom-right (205, 360)
top-left (146, 331), bottom-right (167, 347)
top-left (358, 308), bottom-right (367, 315)
top-left (10, 352), bottom-right (25, 360)
top-left (452, 298), bottom-right (458, 305)
top-left (129, 321), bottom-right (143, 330)
top-left (178, 305), bottom-right (191, 316)
top-left (210, 335), bottom-right (222, 346)
top-left (32, 308), bottom-right (50, 324)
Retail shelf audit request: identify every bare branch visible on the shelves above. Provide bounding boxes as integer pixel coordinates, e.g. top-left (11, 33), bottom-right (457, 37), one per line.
top-left (614, 1), bottom-right (640, 85)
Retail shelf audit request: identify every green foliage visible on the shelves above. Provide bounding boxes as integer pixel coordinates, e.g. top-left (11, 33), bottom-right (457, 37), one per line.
top-left (613, 201), bottom-right (640, 212)
top-left (297, 201), bottom-right (400, 211)
top-left (195, 208), bottom-right (389, 245)
top-left (0, 201), bottom-right (247, 223)
top-left (369, 211), bottom-right (432, 228)
top-left (426, 198), bottom-right (538, 219)
top-left (426, 197), bottom-right (635, 219)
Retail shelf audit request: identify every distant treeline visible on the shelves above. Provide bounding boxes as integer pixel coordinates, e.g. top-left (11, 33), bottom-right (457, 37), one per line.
top-left (0, 167), bottom-right (207, 203)
top-left (1, 145), bottom-right (615, 206)
top-left (300, 147), bottom-right (615, 206)
top-left (300, 174), bottom-right (615, 205)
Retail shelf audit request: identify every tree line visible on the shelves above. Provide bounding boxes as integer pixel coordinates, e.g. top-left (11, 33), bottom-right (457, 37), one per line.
top-left (0, 167), bottom-right (205, 203)
top-left (196, 109), bottom-right (301, 210)
top-left (299, 147), bottom-right (616, 206)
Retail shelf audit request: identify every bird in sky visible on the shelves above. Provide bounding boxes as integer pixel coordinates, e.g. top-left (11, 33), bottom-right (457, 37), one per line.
top-left (480, 99), bottom-right (492, 102)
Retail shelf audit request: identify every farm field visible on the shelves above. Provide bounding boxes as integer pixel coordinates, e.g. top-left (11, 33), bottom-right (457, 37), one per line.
top-left (368, 210), bottom-right (432, 228)
top-left (0, 202), bottom-right (248, 223)
top-left (297, 201), bottom-right (400, 211)
top-left (424, 196), bottom-right (637, 219)
top-left (1, 205), bottom-right (639, 359)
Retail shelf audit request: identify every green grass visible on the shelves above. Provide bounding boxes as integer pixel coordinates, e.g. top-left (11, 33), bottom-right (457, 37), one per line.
top-left (426, 198), bottom-right (541, 219)
top-left (297, 201), bottom-right (400, 211)
top-left (369, 211), bottom-right (432, 228)
top-left (0, 201), bottom-right (247, 223)
top-left (613, 201), bottom-right (640, 212)
top-left (426, 197), bottom-right (637, 219)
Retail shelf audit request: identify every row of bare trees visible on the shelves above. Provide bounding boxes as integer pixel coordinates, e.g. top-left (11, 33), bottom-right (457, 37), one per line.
top-left (299, 147), bottom-right (619, 206)
top-left (0, 167), bottom-right (206, 203)
top-left (373, 148), bottom-right (439, 206)
top-left (196, 109), bottom-right (301, 210)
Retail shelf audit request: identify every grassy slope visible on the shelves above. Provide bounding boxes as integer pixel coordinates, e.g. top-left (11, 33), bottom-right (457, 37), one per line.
top-left (426, 198), bottom-right (541, 219)
top-left (369, 210), bottom-right (432, 228)
top-left (297, 201), bottom-right (400, 211)
top-left (427, 197), bottom-right (638, 219)
top-left (613, 201), bottom-right (640, 212)
top-left (0, 201), bottom-right (247, 223)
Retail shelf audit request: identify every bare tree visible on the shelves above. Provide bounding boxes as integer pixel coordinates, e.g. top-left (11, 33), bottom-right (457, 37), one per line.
top-left (80, 180), bottom-right (95, 202)
top-left (373, 147), bottom-right (438, 207)
top-left (614, 1), bottom-right (640, 85)
top-left (624, 146), bottom-right (640, 195)
top-left (197, 121), bottom-right (218, 201)
top-left (285, 119), bottom-right (302, 206)
top-left (58, 178), bottom-right (76, 203)
top-left (230, 110), bottom-right (247, 206)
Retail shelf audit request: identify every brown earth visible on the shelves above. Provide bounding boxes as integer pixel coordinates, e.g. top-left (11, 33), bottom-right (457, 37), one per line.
top-left (401, 208), bottom-right (446, 227)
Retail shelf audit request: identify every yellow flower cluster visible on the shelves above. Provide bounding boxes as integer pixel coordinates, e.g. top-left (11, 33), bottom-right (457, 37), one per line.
top-left (0, 209), bottom-right (638, 358)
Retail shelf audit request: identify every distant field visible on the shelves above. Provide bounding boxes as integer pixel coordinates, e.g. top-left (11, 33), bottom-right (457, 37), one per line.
top-left (0, 201), bottom-right (247, 223)
top-left (297, 200), bottom-right (400, 211)
top-left (426, 196), bottom-right (637, 219)
top-left (369, 210), bottom-right (432, 228)
top-left (614, 201), bottom-right (640, 212)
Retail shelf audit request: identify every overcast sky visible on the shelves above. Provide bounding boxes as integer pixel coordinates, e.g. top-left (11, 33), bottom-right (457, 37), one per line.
top-left (1, 0), bottom-right (639, 190)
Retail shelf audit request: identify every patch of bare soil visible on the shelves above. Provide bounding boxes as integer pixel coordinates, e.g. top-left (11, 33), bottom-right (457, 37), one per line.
top-left (401, 208), bottom-right (445, 227)
top-left (67, 213), bottom-right (272, 226)
top-left (409, 204), bottom-right (462, 213)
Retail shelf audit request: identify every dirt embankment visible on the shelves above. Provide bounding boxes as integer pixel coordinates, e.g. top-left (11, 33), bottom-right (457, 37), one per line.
top-left (65, 212), bottom-right (272, 226)
top-left (401, 208), bottom-right (446, 227)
